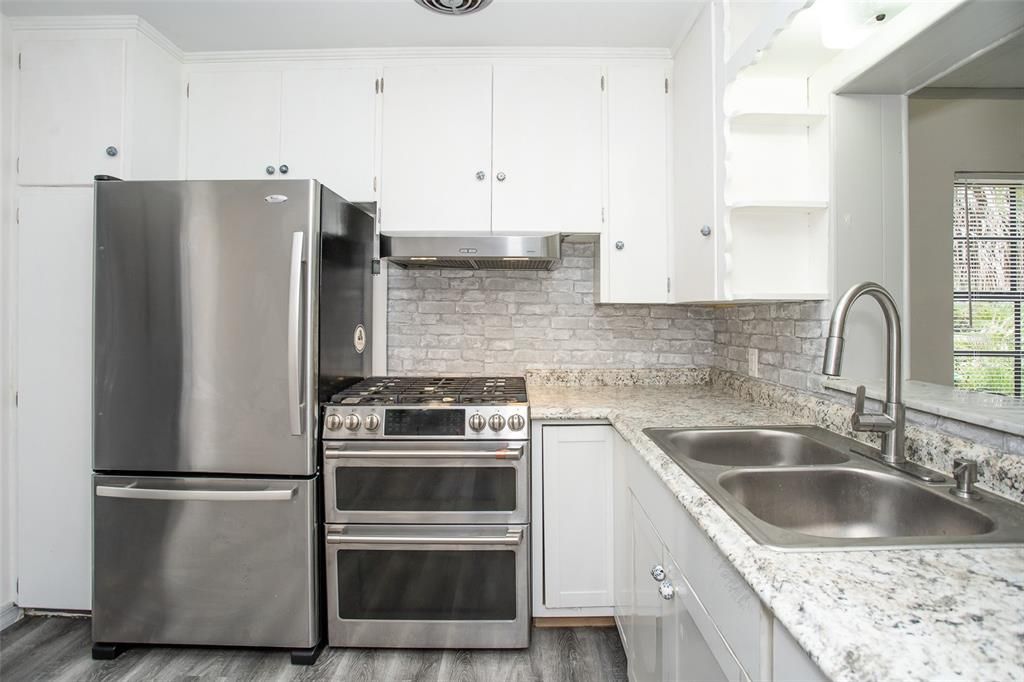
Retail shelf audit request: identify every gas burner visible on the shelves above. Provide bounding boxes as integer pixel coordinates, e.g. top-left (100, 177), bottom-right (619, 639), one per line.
top-left (330, 376), bottom-right (527, 406)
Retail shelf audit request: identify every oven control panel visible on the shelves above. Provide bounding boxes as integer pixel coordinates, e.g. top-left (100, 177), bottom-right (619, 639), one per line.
top-left (322, 405), bottom-right (530, 440)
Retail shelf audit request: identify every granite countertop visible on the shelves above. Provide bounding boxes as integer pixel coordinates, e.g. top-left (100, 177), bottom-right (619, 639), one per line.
top-left (527, 375), bottom-right (1024, 682)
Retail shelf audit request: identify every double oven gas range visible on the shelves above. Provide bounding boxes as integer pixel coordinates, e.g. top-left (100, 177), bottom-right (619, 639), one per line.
top-left (322, 377), bottom-right (530, 649)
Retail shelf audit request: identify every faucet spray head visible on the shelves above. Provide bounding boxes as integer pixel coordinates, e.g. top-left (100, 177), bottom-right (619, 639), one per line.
top-left (822, 335), bottom-right (844, 376)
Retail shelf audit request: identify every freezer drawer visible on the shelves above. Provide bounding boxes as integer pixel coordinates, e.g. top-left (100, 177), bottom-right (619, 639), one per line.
top-left (92, 475), bottom-right (319, 649)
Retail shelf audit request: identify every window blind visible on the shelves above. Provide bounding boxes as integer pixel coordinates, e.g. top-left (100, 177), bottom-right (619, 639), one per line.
top-left (952, 174), bottom-right (1023, 398)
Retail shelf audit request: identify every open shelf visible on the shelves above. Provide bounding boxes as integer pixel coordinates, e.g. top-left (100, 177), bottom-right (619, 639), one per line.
top-left (726, 111), bottom-right (826, 127)
top-left (730, 290), bottom-right (829, 301)
top-left (726, 199), bottom-right (828, 213)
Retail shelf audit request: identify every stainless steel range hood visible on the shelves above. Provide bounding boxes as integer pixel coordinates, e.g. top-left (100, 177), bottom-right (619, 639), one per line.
top-left (381, 234), bottom-right (562, 270)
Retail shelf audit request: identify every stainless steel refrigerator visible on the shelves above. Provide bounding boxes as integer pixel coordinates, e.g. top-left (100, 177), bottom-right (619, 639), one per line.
top-left (91, 179), bottom-right (374, 664)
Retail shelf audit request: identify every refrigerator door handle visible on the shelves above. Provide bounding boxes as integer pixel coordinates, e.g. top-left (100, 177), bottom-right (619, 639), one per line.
top-left (96, 484), bottom-right (297, 502)
top-left (288, 230), bottom-right (305, 436)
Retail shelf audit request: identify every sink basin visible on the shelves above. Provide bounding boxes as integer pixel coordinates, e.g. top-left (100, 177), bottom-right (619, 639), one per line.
top-left (642, 425), bottom-right (1024, 550)
top-left (718, 468), bottom-right (996, 540)
top-left (646, 427), bottom-right (849, 467)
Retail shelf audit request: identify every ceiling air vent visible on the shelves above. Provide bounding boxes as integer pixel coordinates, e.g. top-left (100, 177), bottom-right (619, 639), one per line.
top-left (414, 0), bottom-right (493, 16)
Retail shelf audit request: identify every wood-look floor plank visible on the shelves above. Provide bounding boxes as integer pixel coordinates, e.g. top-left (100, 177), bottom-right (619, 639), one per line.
top-left (0, 616), bottom-right (627, 682)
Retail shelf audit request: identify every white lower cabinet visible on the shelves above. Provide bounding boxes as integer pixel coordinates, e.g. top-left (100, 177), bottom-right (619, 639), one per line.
top-left (610, 429), bottom-right (825, 682)
top-left (540, 425), bottom-right (614, 610)
top-left (627, 492), bottom-right (743, 682)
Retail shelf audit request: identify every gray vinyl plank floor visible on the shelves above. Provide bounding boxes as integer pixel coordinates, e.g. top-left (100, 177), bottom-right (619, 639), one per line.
top-left (0, 616), bottom-right (627, 682)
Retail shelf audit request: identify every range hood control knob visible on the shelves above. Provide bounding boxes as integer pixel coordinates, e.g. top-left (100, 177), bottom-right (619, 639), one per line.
top-left (489, 414), bottom-right (506, 431)
top-left (468, 414), bottom-right (486, 432)
top-left (364, 414), bottom-right (380, 431)
top-left (343, 414), bottom-right (361, 431)
top-left (325, 414), bottom-right (342, 431)
top-left (508, 414), bottom-right (525, 431)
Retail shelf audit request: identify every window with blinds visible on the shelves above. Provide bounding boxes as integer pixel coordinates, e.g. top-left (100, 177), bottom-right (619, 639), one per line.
top-left (952, 173), bottom-right (1023, 398)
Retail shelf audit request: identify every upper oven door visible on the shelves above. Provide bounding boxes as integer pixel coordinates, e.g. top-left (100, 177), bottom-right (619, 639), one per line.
top-left (323, 440), bottom-right (529, 524)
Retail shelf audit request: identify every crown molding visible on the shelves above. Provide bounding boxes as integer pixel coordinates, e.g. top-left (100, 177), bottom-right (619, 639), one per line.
top-left (184, 46), bottom-right (671, 65)
top-left (7, 14), bottom-right (141, 32)
top-left (7, 14), bottom-right (183, 62)
top-left (3, 16), bottom-right (672, 65)
top-left (136, 17), bottom-right (184, 62)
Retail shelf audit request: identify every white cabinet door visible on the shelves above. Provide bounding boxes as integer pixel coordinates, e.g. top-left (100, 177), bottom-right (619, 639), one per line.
top-left (662, 558), bottom-right (735, 682)
top-left (17, 38), bottom-right (126, 186)
top-left (541, 425), bottom-right (614, 609)
top-left (491, 64), bottom-right (603, 235)
top-left (631, 494), bottom-right (665, 682)
top-left (16, 187), bottom-right (94, 609)
top-left (605, 63), bottom-right (670, 303)
top-left (281, 67), bottom-right (379, 203)
top-left (379, 64), bottom-right (492, 234)
top-left (185, 70), bottom-right (282, 180)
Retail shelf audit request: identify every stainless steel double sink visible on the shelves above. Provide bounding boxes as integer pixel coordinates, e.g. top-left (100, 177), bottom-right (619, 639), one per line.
top-left (643, 426), bottom-right (1024, 550)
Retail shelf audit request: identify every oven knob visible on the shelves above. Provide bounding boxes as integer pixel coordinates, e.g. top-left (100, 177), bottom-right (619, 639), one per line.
top-left (468, 414), bottom-right (486, 432)
top-left (325, 414), bottom-right (342, 431)
top-left (488, 414), bottom-right (506, 431)
top-left (343, 414), bottom-right (361, 431)
top-left (364, 414), bottom-right (381, 431)
top-left (508, 414), bottom-right (526, 432)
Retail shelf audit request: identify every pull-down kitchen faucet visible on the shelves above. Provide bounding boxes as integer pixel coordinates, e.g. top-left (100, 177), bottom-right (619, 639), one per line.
top-left (822, 282), bottom-right (943, 482)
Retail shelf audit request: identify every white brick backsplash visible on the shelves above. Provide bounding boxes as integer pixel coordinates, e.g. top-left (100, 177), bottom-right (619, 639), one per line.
top-left (387, 242), bottom-right (717, 375)
top-left (383, 247), bottom-right (1022, 455)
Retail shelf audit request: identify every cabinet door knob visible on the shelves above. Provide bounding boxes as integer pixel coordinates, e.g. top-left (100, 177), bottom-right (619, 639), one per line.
top-left (266, 166), bottom-right (276, 175)
top-left (650, 564), bottom-right (665, 581)
top-left (105, 146), bottom-right (119, 157)
top-left (476, 171), bottom-right (486, 181)
top-left (615, 241), bottom-right (625, 251)
top-left (279, 164), bottom-right (289, 175)
top-left (658, 580), bottom-right (676, 600)
top-left (496, 171), bottom-right (507, 182)
top-left (700, 225), bottom-right (712, 237)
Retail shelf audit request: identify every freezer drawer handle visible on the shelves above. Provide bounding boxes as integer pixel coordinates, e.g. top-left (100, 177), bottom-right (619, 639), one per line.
top-left (96, 485), bottom-right (297, 502)
top-left (287, 230), bottom-right (306, 437)
top-left (323, 446), bottom-right (524, 460)
top-left (326, 527), bottom-right (523, 546)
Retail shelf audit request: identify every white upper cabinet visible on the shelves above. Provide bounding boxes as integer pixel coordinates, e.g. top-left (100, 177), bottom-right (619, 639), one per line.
top-left (186, 70), bottom-right (283, 180)
top-left (17, 38), bottom-right (126, 185)
top-left (491, 63), bottom-right (603, 235)
top-left (280, 67), bottom-right (379, 202)
top-left (379, 64), bottom-right (493, 234)
top-left (605, 62), bottom-right (670, 303)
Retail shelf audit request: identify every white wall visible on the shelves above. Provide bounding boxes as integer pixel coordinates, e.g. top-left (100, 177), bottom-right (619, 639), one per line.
top-left (829, 93), bottom-right (905, 385)
top-left (907, 95), bottom-right (1024, 385)
top-left (0, 10), bottom-right (19, 619)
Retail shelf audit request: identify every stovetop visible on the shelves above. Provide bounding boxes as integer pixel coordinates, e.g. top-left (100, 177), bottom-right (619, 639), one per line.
top-left (329, 376), bottom-right (528, 406)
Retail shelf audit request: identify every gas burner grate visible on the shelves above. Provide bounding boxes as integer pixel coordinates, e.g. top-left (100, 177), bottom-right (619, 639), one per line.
top-left (330, 376), bottom-right (527, 406)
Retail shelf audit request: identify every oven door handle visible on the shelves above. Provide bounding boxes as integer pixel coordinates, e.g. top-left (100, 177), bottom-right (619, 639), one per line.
top-left (323, 446), bottom-right (524, 460)
top-left (326, 527), bottom-right (524, 546)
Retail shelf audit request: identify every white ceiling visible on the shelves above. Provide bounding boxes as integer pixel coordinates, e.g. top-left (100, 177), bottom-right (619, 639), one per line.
top-left (0, 0), bottom-right (706, 52)
top-left (928, 31), bottom-right (1024, 89)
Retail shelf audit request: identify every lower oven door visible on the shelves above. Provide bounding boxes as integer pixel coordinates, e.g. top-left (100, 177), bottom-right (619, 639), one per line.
top-left (326, 524), bottom-right (530, 649)
top-left (323, 441), bottom-right (529, 524)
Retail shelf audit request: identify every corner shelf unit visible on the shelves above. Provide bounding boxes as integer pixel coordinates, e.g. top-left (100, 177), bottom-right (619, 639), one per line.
top-left (721, 77), bottom-right (830, 301)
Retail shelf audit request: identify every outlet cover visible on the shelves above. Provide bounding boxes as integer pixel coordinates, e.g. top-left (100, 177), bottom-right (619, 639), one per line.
top-left (748, 348), bottom-right (759, 377)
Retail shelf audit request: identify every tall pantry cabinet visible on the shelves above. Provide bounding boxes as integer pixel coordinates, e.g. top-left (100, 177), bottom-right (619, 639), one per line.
top-left (9, 18), bottom-right (183, 610)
